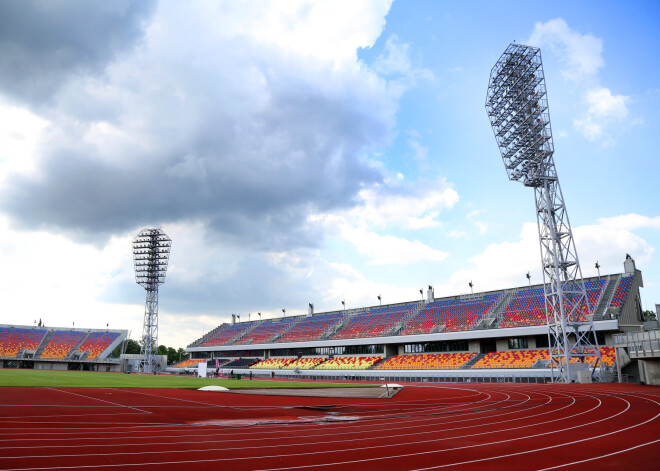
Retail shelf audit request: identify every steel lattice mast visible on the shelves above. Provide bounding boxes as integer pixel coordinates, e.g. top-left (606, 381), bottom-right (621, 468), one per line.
top-left (133, 228), bottom-right (171, 373)
top-left (485, 44), bottom-right (603, 383)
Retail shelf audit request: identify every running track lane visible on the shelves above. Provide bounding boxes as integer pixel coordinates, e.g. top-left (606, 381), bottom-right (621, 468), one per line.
top-left (0, 383), bottom-right (658, 470)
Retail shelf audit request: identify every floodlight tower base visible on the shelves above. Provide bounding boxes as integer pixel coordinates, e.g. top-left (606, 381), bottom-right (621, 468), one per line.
top-left (139, 288), bottom-right (159, 374)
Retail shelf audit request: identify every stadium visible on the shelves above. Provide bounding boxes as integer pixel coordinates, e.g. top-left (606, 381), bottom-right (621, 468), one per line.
top-left (1, 4), bottom-right (659, 469)
top-left (182, 255), bottom-right (650, 384)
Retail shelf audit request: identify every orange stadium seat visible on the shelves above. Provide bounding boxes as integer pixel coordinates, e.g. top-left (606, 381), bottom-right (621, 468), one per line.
top-left (0, 328), bottom-right (47, 358)
top-left (375, 352), bottom-right (477, 370)
top-left (314, 356), bottom-right (381, 370)
top-left (250, 357), bottom-right (296, 369)
top-left (76, 332), bottom-right (119, 360)
top-left (40, 331), bottom-right (84, 359)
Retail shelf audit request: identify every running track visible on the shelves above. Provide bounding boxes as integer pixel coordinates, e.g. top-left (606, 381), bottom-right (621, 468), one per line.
top-left (0, 382), bottom-right (658, 470)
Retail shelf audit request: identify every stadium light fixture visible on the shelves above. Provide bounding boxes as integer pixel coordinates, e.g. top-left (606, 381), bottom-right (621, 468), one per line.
top-left (133, 228), bottom-right (171, 374)
top-left (377, 295), bottom-right (381, 306)
top-left (526, 272), bottom-right (531, 288)
top-left (486, 43), bottom-right (603, 382)
top-left (595, 261), bottom-right (601, 279)
top-left (282, 308), bottom-right (286, 317)
top-left (469, 281), bottom-right (473, 295)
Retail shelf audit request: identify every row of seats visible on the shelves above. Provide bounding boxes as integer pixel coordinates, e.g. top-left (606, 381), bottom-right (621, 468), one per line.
top-left (474, 346), bottom-right (616, 369)
top-left (499, 280), bottom-right (606, 328)
top-left (375, 352), bottom-right (476, 370)
top-left (610, 276), bottom-right (633, 308)
top-left (198, 274), bottom-right (630, 347)
top-left (235, 318), bottom-right (298, 345)
top-left (206, 348), bottom-right (616, 372)
top-left (202, 323), bottom-right (252, 347)
top-left (172, 358), bottom-right (209, 368)
top-left (333, 304), bottom-right (418, 340)
top-left (276, 312), bottom-right (344, 343)
top-left (405, 294), bottom-right (503, 335)
top-left (76, 332), bottom-right (120, 360)
top-left (0, 328), bottom-right (118, 360)
top-left (250, 356), bottom-right (382, 370)
top-left (315, 356), bottom-right (382, 370)
top-left (0, 328), bottom-right (46, 357)
top-left (41, 331), bottom-right (84, 359)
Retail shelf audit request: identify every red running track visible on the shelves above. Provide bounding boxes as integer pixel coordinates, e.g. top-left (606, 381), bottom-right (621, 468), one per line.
top-left (0, 382), bottom-right (658, 470)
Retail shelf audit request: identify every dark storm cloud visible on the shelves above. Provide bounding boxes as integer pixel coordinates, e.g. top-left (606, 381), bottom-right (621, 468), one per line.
top-left (0, 4), bottom-right (392, 250)
top-left (0, 0), bottom-right (155, 105)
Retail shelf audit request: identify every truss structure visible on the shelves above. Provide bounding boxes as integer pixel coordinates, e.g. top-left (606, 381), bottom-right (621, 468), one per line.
top-left (485, 44), bottom-right (603, 382)
top-left (133, 228), bottom-right (171, 373)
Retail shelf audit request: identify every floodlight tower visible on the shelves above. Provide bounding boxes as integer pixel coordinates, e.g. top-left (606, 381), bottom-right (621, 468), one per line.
top-left (133, 228), bottom-right (171, 373)
top-left (485, 44), bottom-right (603, 383)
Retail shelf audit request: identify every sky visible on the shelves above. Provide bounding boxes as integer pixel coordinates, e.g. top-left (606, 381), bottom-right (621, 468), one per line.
top-left (0, 0), bottom-right (658, 349)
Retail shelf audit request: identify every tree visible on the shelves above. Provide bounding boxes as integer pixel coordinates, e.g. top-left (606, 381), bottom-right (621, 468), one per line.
top-left (110, 338), bottom-right (140, 358)
top-left (642, 310), bottom-right (657, 321)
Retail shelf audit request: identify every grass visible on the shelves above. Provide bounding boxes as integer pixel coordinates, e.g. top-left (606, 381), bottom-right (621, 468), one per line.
top-left (0, 369), bottom-right (370, 389)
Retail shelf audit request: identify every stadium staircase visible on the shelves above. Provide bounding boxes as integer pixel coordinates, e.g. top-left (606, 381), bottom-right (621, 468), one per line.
top-left (269, 318), bottom-right (303, 343)
top-left (320, 309), bottom-right (364, 340)
top-left (318, 316), bottom-right (347, 340)
top-left (229, 322), bottom-right (260, 345)
top-left (66, 334), bottom-right (90, 360)
top-left (461, 353), bottom-right (485, 369)
top-left (429, 324), bottom-right (446, 334)
top-left (367, 357), bottom-right (390, 369)
top-left (33, 331), bottom-right (54, 358)
top-left (474, 290), bottom-right (515, 329)
top-left (388, 303), bottom-right (424, 337)
top-left (594, 275), bottom-right (619, 320)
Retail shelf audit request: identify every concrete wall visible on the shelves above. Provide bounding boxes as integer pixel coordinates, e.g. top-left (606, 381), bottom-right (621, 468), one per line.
top-left (639, 358), bottom-right (660, 386)
top-left (496, 338), bottom-right (509, 352)
top-left (34, 362), bottom-right (67, 371)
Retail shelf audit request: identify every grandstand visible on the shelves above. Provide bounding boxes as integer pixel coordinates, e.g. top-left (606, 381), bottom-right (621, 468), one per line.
top-left (0, 325), bottom-right (127, 371)
top-left (186, 256), bottom-right (646, 382)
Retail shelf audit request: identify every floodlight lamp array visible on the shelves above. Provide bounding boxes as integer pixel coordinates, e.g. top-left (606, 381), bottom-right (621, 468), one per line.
top-left (132, 228), bottom-right (171, 289)
top-left (485, 44), bottom-right (554, 187)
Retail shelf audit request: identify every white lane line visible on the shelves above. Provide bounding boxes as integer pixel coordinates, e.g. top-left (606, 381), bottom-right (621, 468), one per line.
top-left (0, 390), bottom-right (557, 449)
top-left (0, 390), bottom-right (597, 462)
top-left (45, 388), bottom-right (151, 414)
top-left (535, 437), bottom-right (660, 470)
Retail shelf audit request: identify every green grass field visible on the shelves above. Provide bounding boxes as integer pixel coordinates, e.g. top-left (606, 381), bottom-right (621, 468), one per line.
top-left (0, 369), bottom-right (367, 389)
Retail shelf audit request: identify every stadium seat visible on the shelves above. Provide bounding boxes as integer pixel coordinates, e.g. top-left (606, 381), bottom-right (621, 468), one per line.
top-left (333, 304), bottom-right (418, 340)
top-left (277, 313), bottom-right (344, 343)
top-left (76, 332), bottom-right (119, 360)
top-left (314, 356), bottom-right (381, 370)
top-left (404, 294), bottom-right (503, 335)
top-left (375, 352), bottom-right (476, 370)
top-left (40, 330), bottom-right (84, 359)
top-left (250, 357), bottom-right (296, 369)
top-left (0, 328), bottom-right (47, 358)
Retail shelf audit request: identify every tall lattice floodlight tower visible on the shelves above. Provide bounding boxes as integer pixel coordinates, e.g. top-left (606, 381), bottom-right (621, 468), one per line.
top-left (485, 44), bottom-right (603, 383)
top-left (133, 228), bottom-right (172, 373)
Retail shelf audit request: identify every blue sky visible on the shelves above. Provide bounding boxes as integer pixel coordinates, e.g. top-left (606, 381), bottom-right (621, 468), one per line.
top-left (0, 1), bottom-right (658, 348)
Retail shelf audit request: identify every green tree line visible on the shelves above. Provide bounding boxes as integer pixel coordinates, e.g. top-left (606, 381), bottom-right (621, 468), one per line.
top-left (110, 339), bottom-right (189, 365)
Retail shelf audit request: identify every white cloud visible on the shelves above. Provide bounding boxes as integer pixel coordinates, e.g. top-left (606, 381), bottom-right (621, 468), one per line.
top-left (573, 87), bottom-right (629, 141)
top-left (351, 179), bottom-right (459, 229)
top-left (528, 18), bottom-right (603, 81)
top-left (0, 100), bottom-right (49, 180)
top-left (438, 214), bottom-right (658, 297)
top-left (339, 225), bottom-right (448, 265)
top-left (372, 34), bottom-right (434, 97)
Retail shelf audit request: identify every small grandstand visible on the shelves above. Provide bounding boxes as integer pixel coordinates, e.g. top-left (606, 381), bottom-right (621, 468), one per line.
top-left (0, 325), bottom-right (127, 371)
top-left (186, 256), bottom-right (647, 382)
